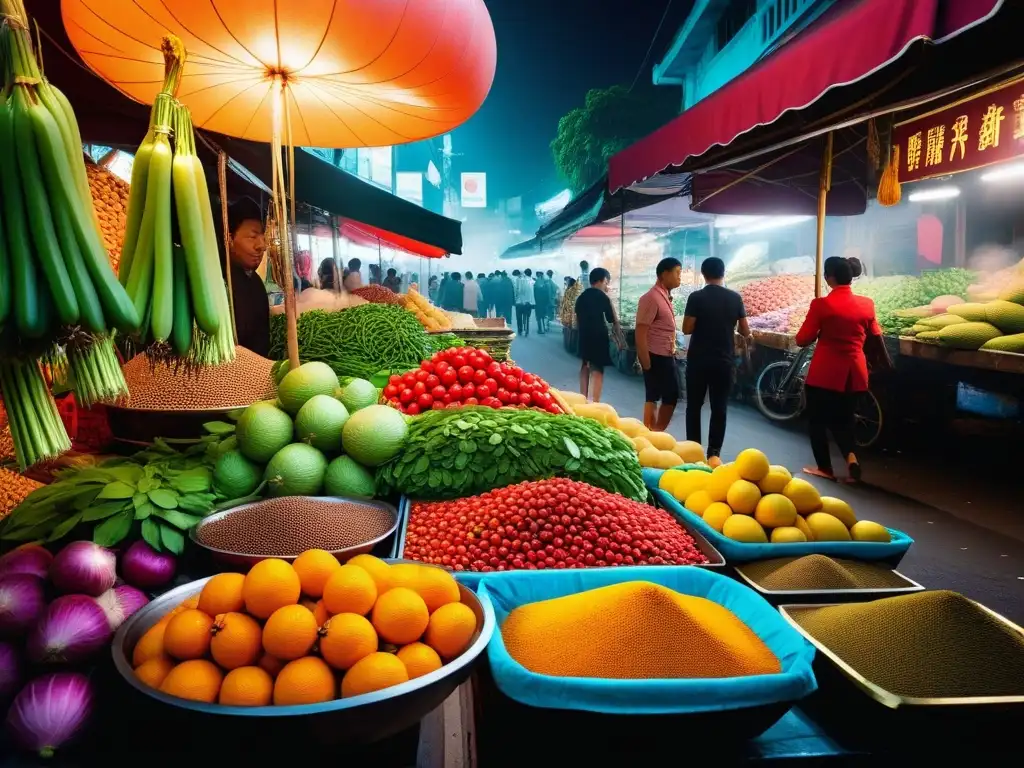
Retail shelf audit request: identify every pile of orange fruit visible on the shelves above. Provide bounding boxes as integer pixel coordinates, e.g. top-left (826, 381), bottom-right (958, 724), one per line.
top-left (131, 553), bottom-right (478, 707)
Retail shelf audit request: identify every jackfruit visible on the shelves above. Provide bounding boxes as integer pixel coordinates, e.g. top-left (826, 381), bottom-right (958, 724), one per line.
top-left (918, 313), bottom-right (967, 329)
top-left (997, 283), bottom-right (1024, 304)
top-left (984, 300), bottom-right (1024, 334)
top-left (945, 303), bottom-right (989, 322)
top-left (980, 333), bottom-right (1024, 353)
top-left (935, 322), bottom-right (1002, 350)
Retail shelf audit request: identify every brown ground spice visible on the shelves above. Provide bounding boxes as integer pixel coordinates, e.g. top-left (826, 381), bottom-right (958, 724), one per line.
top-left (790, 590), bottom-right (1024, 698)
top-left (197, 497), bottom-right (395, 556)
top-left (120, 347), bottom-right (276, 411)
top-left (738, 555), bottom-right (914, 591)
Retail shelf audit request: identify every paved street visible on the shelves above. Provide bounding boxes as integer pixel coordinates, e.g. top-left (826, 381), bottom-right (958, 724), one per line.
top-left (510, 326), bottom-right (1024, 623)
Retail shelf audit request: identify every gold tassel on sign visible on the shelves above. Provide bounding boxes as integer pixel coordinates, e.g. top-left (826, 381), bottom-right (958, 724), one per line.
top-left (877, 145), bottom-right (901, 207)
top-left (867, 118), bottom-right (881, 170)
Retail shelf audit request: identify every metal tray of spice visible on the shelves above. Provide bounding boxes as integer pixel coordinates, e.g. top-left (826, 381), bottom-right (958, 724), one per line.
top-left (394, 496), bottom-right (725, 588)
top-left (733, 554), bottom-right (924, 604)
top-left (190, 496), bottom-right (399, 566)
top-left (778, 596), bottom-right (1024, 752)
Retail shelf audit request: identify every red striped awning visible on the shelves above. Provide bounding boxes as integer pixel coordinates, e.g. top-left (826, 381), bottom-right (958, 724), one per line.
top-left (338, 219), bottom-right (448, 259)
top-left (609, 0), bottom-right (1003, 193)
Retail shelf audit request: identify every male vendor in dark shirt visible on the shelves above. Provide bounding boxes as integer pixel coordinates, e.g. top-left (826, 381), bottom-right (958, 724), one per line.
top-left (224, 199), bottom-right (269, 356)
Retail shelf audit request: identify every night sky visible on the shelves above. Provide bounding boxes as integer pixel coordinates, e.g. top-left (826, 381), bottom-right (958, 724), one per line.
top-left (454, 0), bottom-right (693, 203)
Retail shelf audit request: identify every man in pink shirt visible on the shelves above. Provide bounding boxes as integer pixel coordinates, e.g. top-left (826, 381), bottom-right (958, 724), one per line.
top-left (636, 258), bottom-right (683, 431)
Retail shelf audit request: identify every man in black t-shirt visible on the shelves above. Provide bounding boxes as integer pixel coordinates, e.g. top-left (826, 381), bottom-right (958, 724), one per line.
top-left (682, 257), bottom-right (750, 464)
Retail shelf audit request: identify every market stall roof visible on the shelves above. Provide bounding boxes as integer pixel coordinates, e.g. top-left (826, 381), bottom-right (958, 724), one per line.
top-left (31, 0), bottom-right (462, 255)
top-left (338, 219), bottom-right (448, 260)
top-left (499, 237), bottom-right (545, 261)
top-left (608, 0), bottom-right (1007, 194)
top-left (536, 174), bottom-right (689, 246)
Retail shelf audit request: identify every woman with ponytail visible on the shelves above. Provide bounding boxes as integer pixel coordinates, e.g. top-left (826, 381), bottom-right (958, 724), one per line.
top-left (795, 257), bottom-right (882, 482)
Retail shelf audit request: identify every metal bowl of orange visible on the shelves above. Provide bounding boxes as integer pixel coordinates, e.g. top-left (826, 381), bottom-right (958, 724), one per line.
top-left (110, 560), bottom-right (495, 746)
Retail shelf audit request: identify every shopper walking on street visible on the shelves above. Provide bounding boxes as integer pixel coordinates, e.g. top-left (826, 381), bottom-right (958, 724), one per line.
top-left (636, 258), bottom-right (683, 431)
top-left (548, 270), bottom-right (560, 321)
top-left (795, 257), bottom-right (882, 483)
top-left (496, 271), bottom-right (515, 327)
top-left (462, 271), bottom-right (482, 318)
top-left (534, 270), bottom-right (552, 334)
top-left (442, 271), bottom-right (463, 311)
top-left (515, 269), bottom-right (536, 336)
top-left (682, 257), bottom-right (750, 465)
top-left (575, 268), bottom-right (623, 403)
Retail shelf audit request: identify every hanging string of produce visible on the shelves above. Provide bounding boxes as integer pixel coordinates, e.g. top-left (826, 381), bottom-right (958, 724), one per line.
top-left (118, 36), bottom-right (235, 367)
top-left (0, 0), bottom-right (139, 469)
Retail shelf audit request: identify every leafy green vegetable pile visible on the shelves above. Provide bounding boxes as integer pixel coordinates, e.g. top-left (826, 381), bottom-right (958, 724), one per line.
top-left (377, 406), bottom-right (646, 501)
top-left (424, 333), bottom-right (466, 355)
top-left (0, 434), bottom-right (234, 554)
top-left (270, 305), bottom-right (429, 379)
top-left (919, 268), bottom-right (975, 302)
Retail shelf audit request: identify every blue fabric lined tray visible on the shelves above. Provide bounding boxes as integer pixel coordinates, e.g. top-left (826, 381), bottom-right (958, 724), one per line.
top-left (643, 468), bottom-right (913, 564)
top-left (478, 566), bottom-right (817, 715)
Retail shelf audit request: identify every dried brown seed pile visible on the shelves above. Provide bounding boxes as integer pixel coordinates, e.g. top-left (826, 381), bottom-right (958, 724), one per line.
top-left (121, 347), bottom-right (276, 411)
top-left (738, 555), bottom-right (913, 591)
top-left (196, 497), bottom-right (395, 556)
top-left (87, 162), bottom-right (129, 275)
top-left (1, 468), bottom-right (43, 520)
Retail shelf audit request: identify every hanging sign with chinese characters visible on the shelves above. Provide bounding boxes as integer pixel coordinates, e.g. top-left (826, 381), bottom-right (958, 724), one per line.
top-left (892, 78), bottom-right (1024, 183)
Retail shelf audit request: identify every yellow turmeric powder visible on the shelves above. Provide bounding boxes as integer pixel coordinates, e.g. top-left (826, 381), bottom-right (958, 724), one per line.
top-left (501, 581), bottom-right (780, 679)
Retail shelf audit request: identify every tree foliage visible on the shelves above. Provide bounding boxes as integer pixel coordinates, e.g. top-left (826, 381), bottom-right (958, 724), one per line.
top-left (551, 85), bottom-right (678, 194)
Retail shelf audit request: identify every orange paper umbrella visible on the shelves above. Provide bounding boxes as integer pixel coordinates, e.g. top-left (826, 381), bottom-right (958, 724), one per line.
top-left (60, 0), bottom-right (497, 148)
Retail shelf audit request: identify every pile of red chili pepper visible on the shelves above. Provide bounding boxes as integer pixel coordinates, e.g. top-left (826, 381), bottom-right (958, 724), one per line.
top-left (382, 347), bottom-right (563, 415)
top-left (351, 285), bottom-right (405, 305)
top-left (403, 478), bottom-right (708, 572)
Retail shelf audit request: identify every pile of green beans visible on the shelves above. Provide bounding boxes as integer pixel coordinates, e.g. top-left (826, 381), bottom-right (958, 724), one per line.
top-left (270, 305), bottom-right (428, 379)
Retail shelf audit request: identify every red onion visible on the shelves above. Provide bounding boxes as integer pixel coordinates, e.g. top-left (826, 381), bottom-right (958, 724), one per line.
top-left (0, 545), bottom-right (53, 580)
top-left (0, 641), bottom-right (20, 700)
top-left (0, 574), bottom-right (47, 638)
top-left (6, 672), bottom-right (93, 757)
top-left (94, 585), bottom-right (149, 631)
top-left (119, 540), bottom-right (176, 589)
top-left (49, 542), bottom-right (116, 597)
top-left (27, 596), bottom-right (111, 665)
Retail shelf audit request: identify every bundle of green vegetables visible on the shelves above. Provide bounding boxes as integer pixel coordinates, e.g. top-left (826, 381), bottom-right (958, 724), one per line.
top-left (0, 1), bottom-right (138, 468)
top-left (269, 305), bottom-right (428, 379)
top-left (377, 406), bottom-right (646, 501)
top-left (0, 430), bottom-right (238, 553)
top-left (118, 36), bottom-right (234, 366)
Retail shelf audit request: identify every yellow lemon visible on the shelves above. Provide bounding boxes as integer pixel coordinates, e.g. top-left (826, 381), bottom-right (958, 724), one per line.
top-left (705, 464), bottom-right (740, 502)
top-left (805, 512), bottom-right (852, 542)
top-left (819, 497), bottom-right (857, 529)
top-left (686, 490), bottom-right (713, 515)
top-left (722, 515), bottom-right (768, 543)
top-left (702, 502), bottom-right (733, 532)
top-left (657, 450), bottom-right (685, 469)
top-left (850, 520), bottom-right (891, 542)
top-left (673, 471), bottom-right (710, 503)
top-left (770, 526), bottom-right (807, 543)
top-left (753, 494), bottom-right (798, 529)
top-left (758, 466), bottom-right (792, 494)
top-left (734, 448), bottom-right (770, 483)
top-left (638, 447), bottom-right (662, 468)
top-left (782, 478), bottom-right (823, 515)
top-left (632, 436), bottom-right (653, 453)
top-left (794, 515), bottom-right (815, 541)
top-left (658, 469), bottom-right (688, 495)
top-left (616, 418), bottom-right (648, 438)
top-left (726, 480), bottom-right (761, 515)
top-left (646, 431), bottom-right (677, 451)
top-left (672, 441), bottom-right (706, 463)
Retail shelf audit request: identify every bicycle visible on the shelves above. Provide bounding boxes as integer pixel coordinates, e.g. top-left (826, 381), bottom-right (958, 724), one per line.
top-left (753, 344), bottom-right (885, 448)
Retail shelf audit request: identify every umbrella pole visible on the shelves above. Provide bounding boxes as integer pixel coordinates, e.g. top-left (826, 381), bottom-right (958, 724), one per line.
top-left (814, 132), bottom-right (834, 298)
top-left (217, 151), bottom-right (238, 344)
top-left (272, 79), bottom-right (300, 370)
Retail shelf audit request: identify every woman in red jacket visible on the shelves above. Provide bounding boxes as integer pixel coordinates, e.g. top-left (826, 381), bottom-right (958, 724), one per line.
top-left (795, 257), bottom-right (880, 482)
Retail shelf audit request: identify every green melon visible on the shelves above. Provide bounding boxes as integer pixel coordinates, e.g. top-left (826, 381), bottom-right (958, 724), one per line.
top-left (985, 300), bottom-right (1024, 334)
top-left (339, 378), bottom-right (379, 413)
top-left (341, 405), bottom-right (408, 467)
top-left (213, 450), bottom-right (263, 498)
top-left (236, 402), bottom-right (294, 463)
top-left (918, 313), bottom-right (967, 329)
top-left (981, 332), bottom-right (1024, 352)
top-left (264, 443), bottom-right (328, 497)
top-left (936, 322), bottom-right (1002, 350)
top-left (295, 395), bottom-right (349, 454)
top-left (323, 455), bottom-right (377, 499)
top-left (277, 362), bottom-right (340, 415)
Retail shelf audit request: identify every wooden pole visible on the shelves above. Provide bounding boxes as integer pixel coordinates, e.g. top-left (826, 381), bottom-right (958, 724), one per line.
top-left (217, 151), bottom-right (238, 344)
top-left (814, 132), bottom-right (834, 298)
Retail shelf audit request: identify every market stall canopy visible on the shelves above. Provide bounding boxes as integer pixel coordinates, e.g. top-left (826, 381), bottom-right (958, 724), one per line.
top-left (499, 237), bottom-right (544, 261)
top-left (608, 0), bottom-right (1007, 195)
top-left (60, 0), bottom-right (497, 148)
top-left (30, 0), bottom-right (462, 255)
top-left (338, 219), bottom-right (448, 260)
top-left (537, 175), bottom-right (689, 246)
